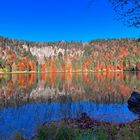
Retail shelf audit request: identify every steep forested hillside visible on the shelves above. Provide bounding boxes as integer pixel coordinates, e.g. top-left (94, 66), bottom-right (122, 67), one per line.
top-left (0, 36), bottom-right (140, 72)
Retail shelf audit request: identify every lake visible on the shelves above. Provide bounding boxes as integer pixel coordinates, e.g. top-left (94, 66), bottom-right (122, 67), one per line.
top-left (0, 72), bottom-right (140, 139)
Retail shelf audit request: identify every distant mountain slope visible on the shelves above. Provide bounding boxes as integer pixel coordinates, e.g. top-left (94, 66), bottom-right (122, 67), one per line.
top-left (0, 36), bottom-right (140, 72)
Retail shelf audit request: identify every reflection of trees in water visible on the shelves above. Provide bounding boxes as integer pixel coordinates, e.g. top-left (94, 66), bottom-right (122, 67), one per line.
top-left (0, 77), bottom-right (6, 86)
top-left (58, 95), bottom-right (73, 103)
top-left (84, 86), bottom-right (93, 96)
top-left (0, 74), bottom-right (37, 106)
top-left (0, 72), bottom-right (140, 106)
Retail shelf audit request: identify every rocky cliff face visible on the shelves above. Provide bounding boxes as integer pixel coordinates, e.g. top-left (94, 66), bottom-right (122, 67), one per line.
top-left (0, 36), bottom-right (140, 72)
top-left (29, 45), bottom-right (84, 64)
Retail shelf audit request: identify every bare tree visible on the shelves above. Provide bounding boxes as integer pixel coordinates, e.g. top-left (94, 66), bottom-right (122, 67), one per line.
top-left (109, 0), bottom-right (140, 28)
top-left (89, 0), bottom-right (140, 28)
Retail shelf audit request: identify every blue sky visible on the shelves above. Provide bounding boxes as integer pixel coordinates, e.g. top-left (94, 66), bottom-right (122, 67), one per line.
top-left (0, 0), bottom-right (139, 42)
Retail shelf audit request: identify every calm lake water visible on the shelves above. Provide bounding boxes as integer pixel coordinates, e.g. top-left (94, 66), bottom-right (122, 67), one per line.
top-left (0, 72), bottom-right (140, 139)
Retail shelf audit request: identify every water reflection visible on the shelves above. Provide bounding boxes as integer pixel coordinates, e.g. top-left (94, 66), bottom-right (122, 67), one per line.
top-left (0, 72), bottom-right (140, 139)
top-left (1, 72), bottom-right (140, 105)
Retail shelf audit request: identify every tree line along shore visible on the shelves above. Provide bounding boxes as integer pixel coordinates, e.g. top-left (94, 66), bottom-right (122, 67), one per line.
top-left (0, 36), bottom-right (140, 73)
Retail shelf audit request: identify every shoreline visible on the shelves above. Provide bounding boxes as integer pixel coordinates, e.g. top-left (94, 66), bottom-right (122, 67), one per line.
top-left (0, 70), bottom-right (135, 74)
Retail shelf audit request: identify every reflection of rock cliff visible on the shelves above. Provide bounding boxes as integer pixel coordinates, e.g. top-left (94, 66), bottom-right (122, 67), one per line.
top-left (0, 36), bottom-right (140, 72)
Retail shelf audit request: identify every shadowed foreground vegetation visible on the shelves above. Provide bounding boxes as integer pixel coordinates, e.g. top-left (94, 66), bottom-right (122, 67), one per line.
top-left (13, 117), bottom-right (140, 140)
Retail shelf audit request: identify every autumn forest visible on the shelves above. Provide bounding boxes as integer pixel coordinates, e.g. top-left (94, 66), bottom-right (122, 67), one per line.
top-left (0, 36), bottom-right (140, 73)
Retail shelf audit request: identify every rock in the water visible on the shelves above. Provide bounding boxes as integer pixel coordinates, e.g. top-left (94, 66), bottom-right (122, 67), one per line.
top-left (128, 91), bottom-right (140, 107)
top-left (128, 105), bottom-right (140, 115)
top-left (128, 91), bottom-right (140, 115)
